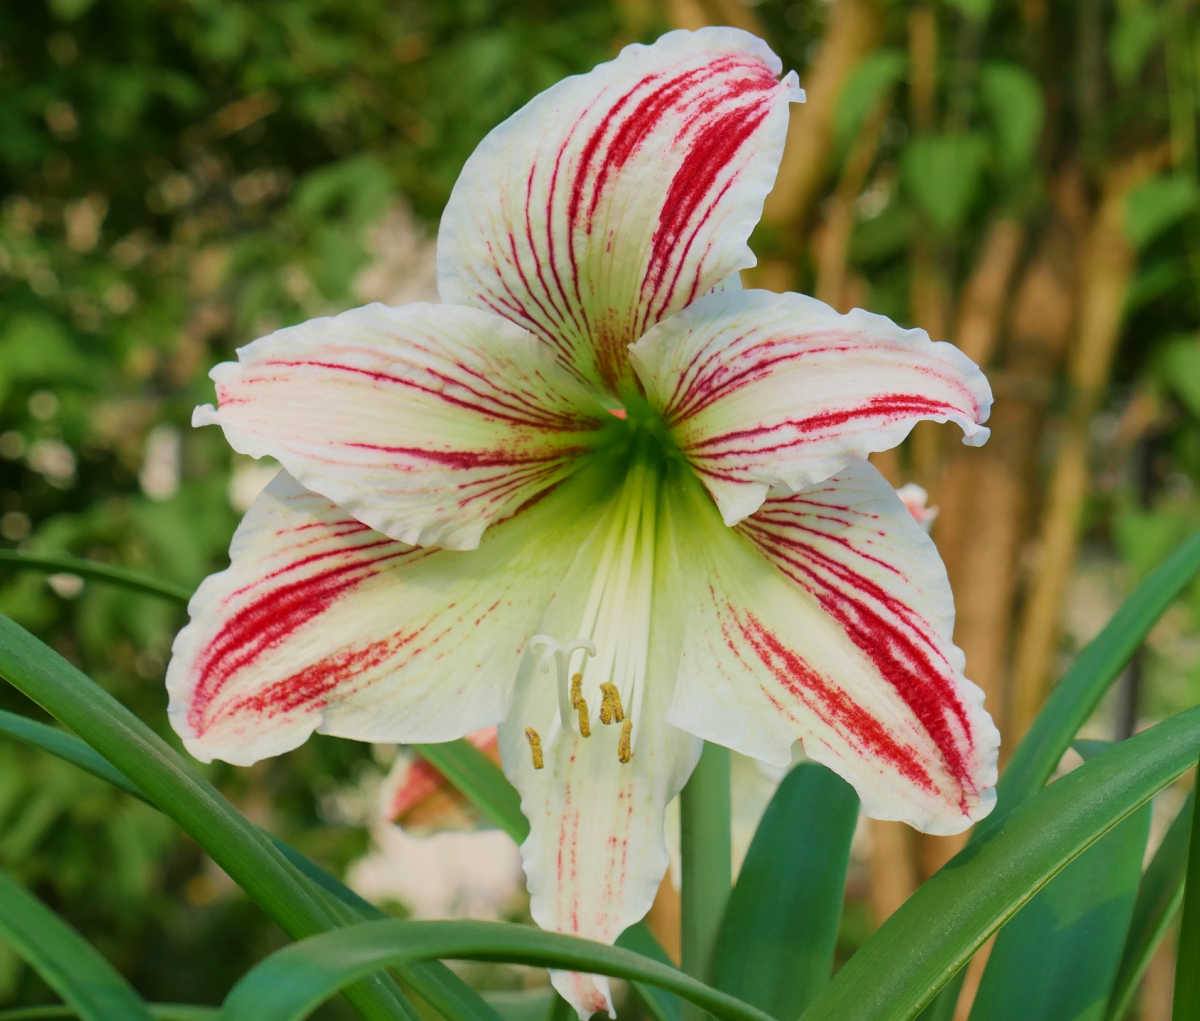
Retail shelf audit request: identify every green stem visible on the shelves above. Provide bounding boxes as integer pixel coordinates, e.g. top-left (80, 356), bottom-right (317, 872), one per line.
top-left (680, 741), bottom-right (732, 1017)
top-left (1173, 757), bottom-right (1200, 1020)
top-left (0, 550), bottom-right (191, 604)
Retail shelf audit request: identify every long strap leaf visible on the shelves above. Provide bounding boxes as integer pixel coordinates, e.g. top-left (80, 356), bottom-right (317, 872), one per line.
top-left (0, 711), bottom-right (495, 1021)
top-left (0, 870), bottom-right (154, 1021)
top-left (0, 614), bottom-right (454, 1021)
top-left (1106, 791), bottom-right (1193, 1019)
top-left (220, 919), bottom-right (775, 1021)
top-left (711, 763), bottom-right (858, 1019)
top-left (1173, 761), bottom-right (1200, 1020)
top-left (0, 1006), bottom-right (217, 1020)
top-left (921, 534), bottom-right (1200, 1021)
top-left (980, 532), bottom-right (1200, 842)
top-left (801, 706), bottom-right (1200, 1021)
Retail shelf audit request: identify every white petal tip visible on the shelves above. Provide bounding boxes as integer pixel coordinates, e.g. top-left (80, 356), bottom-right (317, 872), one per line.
top-left (963, 425), bottom-right (991, 447)
top-left (781, 70), bottom-right (805, 102)
top-left (192, 404), bottom-right (219, 429)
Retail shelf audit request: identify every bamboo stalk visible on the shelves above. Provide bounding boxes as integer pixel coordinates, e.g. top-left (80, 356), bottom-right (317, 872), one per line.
top-left (758, 0), bottom-right (883, 245)
top-left (814, 103), bottom-right (890, 310)
top-left (647, 875), bottom-right (682, 964)
top-left (906, 5), bottom-right (951, 488)
top-left (867, 820), bottom-right (919, 925)
top-left (1009, 147), bottom-right (1170, 740)
top-left (917, 217), bottom-right (1027, 879)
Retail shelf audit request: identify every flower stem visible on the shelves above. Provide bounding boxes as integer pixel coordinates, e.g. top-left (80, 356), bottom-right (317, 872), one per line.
top-left (680, 741), bottom-right (731, 1018)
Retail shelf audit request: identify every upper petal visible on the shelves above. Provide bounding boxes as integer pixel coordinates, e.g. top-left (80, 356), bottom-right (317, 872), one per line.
top-left (195, 302), bottom-right (600, 550)
top-left (437, 28), bottom-right (802, 391)
top-left (630, 289), bottom-right (992, 524)
top-left (167, 470), bottom-right (596, 766)
top-left (665, 461), bottom-right (999, 835)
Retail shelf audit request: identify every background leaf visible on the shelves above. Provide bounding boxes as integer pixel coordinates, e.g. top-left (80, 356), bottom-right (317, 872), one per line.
top-left (712, 763), bottom-right (858, 1018)
top-left (901, 134), bottom-right (989, 233)
top-left (969, 749), bottom-right (1151, 1021)
top-left (0, 870), bottom-right (153, 1021)
top-left (834, 50), bottom-right (905, 153)
top-left (1125, 174), bottom-right (1199, 249)
top-left (801, 707), bottom-right (1200, 1021)
top-left (978, 62), bottom-right (1044, 178)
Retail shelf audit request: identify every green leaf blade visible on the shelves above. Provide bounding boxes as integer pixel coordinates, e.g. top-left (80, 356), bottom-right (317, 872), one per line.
top-left (0, 614), bottom-right (462, 1021)
top-left (977, 532), bottom-right (1200, 845)
top-left (969, 801), bottom-right (1150, 1021)
top-left (220, 919), bottom-right (775, 1021)
top-left (713, 763), bottom-right (858, 1018)
top-left (801, 706), bottom-right (1200, 1021)
top-left (922, 533), bottom-right (1200, 1021)
top-left (0, 870), bottom-right (154, 1021)
top-left (1108, 793), bottom-right (1194, 1019)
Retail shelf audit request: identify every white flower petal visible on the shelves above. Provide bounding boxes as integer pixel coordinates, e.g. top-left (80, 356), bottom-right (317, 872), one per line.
top-left (630, 289), bottom-right (992, 524)
top-left (666, 461), bottom-right (998, 835)
top-left (195, 302), bottom-right (600, 551)
top-left (166, 471), bottom-right (594, 765)
top-left (438, 28), bottom-right (802, 390)
top-left (499, 463), bottom-right (700, 1018)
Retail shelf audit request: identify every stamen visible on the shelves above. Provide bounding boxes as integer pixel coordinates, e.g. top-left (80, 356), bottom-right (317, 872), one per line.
top-left (599, 682), bottom-right (625, 724)
top-left (617, 718), bottom-right (633, 763)
top-left (576, 697), bottom-right (591, 738)
top-left (570, 672), bottom-right (583, 709)
top-left (525, 727), bottom-right (544, 770)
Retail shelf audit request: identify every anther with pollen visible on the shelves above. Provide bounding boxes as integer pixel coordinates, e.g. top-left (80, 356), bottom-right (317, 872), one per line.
top-left (569, 672), bottom-right (583, 709)
top-left (576, 697), bottom-right (592, 737)
top-left (525, 726), bottom-right (544, 770)
top-left (617, 718), bottom-right (633, 763)
top-left (599, 682), bottom-right (625, 725)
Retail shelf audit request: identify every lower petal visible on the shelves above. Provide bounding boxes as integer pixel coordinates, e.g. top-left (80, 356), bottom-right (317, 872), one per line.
top-left (666, 460), bottom-right (998, 835)
top-left (498, 461), bottom-right (701, 1017)
top-left (167, 471), bottom-right (598, 766)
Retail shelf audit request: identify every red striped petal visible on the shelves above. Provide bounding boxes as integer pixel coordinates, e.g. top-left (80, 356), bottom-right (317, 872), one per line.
top-left (666, 461), bottom-right (998, 834)
top-left (166, 472), bottom-right (589, 766)
top-left (438, 28), bottom-right (801, 391)
top-left (631, 289), bottom-right (992, 524)
top-left (195, 303), bottom-right (601, 551)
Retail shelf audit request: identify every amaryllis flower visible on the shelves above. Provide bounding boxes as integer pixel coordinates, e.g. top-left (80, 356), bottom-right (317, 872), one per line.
top-left (167, 27), bottom-right (999, 1017)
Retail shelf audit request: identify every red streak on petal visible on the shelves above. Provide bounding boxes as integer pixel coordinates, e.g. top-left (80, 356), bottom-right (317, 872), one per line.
top-left (189, 547), bottom-right (416, 734)
top-left (735, 608), bottom-right (937, 793)
top-left (687, 395), bottom-right (959, 457)
top-left (741, 518), bottom-right (977, 812)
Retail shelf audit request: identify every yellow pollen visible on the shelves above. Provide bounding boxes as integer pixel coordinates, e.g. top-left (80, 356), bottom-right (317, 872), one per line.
top-left (617, 718), bottom-right (633, 763)
top-left (569, 672), bottom-right (583, 709)
top-left (524, 727), bottom-right (544, 770)
top-left (576, 697), bottom-right (591, 737)
top-left (599, 682), bottom-right (625, 724)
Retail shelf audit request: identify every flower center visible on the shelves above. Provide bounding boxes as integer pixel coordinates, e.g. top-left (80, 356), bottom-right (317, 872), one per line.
top-left (591, 388), bottom-right (681, 472)
top-left (520, 454), bottom-right (666, 770)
